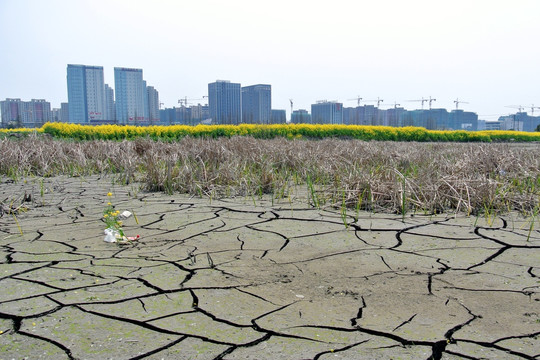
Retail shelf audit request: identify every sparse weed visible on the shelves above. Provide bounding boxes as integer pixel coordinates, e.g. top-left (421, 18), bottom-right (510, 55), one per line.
top-left (526, 205), bottom-right (540, 242)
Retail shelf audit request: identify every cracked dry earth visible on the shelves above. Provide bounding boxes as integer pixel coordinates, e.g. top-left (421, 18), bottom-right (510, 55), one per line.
top-left (0, 176), bottom-right (538, 360)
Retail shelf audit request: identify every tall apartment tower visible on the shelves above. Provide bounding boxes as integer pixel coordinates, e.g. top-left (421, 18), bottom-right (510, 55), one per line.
top-left (67, 64), bottom-right (106, 123)
top-left (291, 109), bottom-right (311, 124)
top-left (0, 98), bottom-right (51, 127)
top-left (105, 84), bottom-right (115, 122)
top-left (60, 103), bottom-right (69, 122)
top-left (146, 86), bottom-right (160, 122)
top-left (208, 80), bottom-right (241, 125)
top-left (0, 98), bottom-right (22, 127)
top-left (270, 109), bottom-right (286, 124)
top-left (241, 84), bottom-right (271, 124)
top-left (311, 101), bottom-right (343, 124)
top-left (114, 67), bottom-right (147, 124)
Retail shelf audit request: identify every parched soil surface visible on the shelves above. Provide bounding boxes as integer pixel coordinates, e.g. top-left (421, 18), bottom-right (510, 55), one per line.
top-left (0, 176), bottom-right (538, 360)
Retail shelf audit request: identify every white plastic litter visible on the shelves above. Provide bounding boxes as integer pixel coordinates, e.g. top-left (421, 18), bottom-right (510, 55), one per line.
top-left (104, 228), bottom-right (118, 243)
top-left (118, 211), bottom-right (132, 220)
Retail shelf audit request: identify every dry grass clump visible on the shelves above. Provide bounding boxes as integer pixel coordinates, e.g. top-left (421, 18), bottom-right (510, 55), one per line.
top-left (0, 134), bottom-right (538, 215)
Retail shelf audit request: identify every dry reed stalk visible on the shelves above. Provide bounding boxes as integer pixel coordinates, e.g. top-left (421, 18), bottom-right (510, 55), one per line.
top-left (0, 135), bottom-right (538, 214)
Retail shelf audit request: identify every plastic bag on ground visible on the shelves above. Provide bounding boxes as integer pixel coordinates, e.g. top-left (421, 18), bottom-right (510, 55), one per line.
top-left (104, 228), bottom-right (118, 243)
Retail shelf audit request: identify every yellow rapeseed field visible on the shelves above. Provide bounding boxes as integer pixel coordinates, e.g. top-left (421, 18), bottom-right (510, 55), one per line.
top-left (1, 122), bottom-right (539, 142)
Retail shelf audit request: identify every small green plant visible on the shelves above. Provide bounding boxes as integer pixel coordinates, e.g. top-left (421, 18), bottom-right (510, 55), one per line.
top-left (340, 190), bottom-right (349, 229)
top-left (103, 192), bottom-right (124, 238)
top-left (39, 178), bottom-right (46, 206)
top-left (39, 178), bottom-right (44, 198)
top-left (526, 205), bottom-right (539, 242)
top-left (307, 174), bottom-right (320, 209)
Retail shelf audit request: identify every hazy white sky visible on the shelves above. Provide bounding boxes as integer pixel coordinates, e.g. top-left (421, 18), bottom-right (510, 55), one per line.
top-left (1, 0), bottom-right (539, 120)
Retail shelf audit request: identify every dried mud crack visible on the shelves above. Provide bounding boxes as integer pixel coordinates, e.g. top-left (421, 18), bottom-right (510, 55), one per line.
top-left (0, 175), bottom-right (538, 359)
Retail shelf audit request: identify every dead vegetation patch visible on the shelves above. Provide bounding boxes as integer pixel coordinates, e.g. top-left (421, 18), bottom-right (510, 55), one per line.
top-left (0, 135), bottom-right (538, 215)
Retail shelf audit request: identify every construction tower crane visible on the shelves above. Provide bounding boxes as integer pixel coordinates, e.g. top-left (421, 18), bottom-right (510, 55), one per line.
top-left (380, 102), bottom-right (401, 109)
top-left (407, 97), bottom-right (428, 109)
top-left (428, 96), bottom-right (436, 109)
top-left (505, 105), bottom-right (525, 113)
top-left (407, 96), bottom-right (436, 110)
top-left (178, 96), bottom-right (208, 107)
top-left (530, 104), bottom-right (540, 116)
top-left (363, 97), bottom-right (384, 107)
top-left (454, 98), bottom-right (469, 110)
top-left (347, 96), bottom-right (363, 106)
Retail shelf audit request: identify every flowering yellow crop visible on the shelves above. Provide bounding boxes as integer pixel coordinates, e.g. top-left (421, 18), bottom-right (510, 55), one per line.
top-left (33, 122), bottom-right (540, 142)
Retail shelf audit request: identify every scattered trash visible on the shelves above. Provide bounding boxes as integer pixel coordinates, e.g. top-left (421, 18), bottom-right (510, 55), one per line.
top-left (118, 210), bottom-right (132, 220)
top-left (103, 228), bottom-right (140, 243)
top-left (102, 193), bottom-right (139, 244)
top-left (104, 228), bottom-right (119, 243)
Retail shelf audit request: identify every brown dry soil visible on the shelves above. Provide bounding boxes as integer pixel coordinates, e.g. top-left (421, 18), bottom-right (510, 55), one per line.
top-left (0, 175), bottom-right (538, 360)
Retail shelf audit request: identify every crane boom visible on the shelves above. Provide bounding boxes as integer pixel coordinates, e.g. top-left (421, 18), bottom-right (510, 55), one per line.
top-left (454, 98), bottom-right (469, 110)
top-left (380, 102), bottom-right (401, 109)
top-left (505, 105), bottom-right (525, 113)
top-left (407, 96), bottom-right (435, 109)
top-left (179, 97), bottom-right (207, 107)
top-left (406, 98), bottom-right (428, 109)
top-left (362, 97), bottom-right (384, 107)
top-left (347, 96), bottom-right (363, 106)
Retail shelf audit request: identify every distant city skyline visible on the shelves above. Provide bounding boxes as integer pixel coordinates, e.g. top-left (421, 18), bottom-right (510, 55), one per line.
top-left (4, 62), bottom-right (540, 124)
top-left (1, 0), bottom-right (539, 121)
top-left (3, 85), bottom-right (540, 131)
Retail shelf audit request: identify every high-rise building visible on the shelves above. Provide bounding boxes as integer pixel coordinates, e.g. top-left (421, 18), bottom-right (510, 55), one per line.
top-left (448, 110), bottom-right (478, 130)
top-left (175, 106), bottom-right (191, 125)
top-left (427, 108), bottom-right (449, 130)
top-left (26, 99), bottom-right (51, 126)
top-left (401, 109), bottom-right (429, 128)
top-left (311, 101), bottom-right (343, 124)
top-left (400, 108), bottom-right (450, 130)
top-left (360, 105), bottom-right (380, 125)
top-left (291, 109), bottom-right (311, 124)
top-left (498, 112), bottom-right (539, 132)
top-left (241, 84), bottom-right (271, 124)
top-left (208, 80), bottom-right (241, 124)
top-left (385, 107), bottom-right (406, 127)
top-left (342, 107), bottom-right (356, 125)
top-left (159, 108), bottom-right (176, 125)
top-left (142, 80), bottom-right (149, 121)
top-left (60, 103), bottom-right (69, 123)
top-left (105, 84), bottom-right (115, 123)
top-left (270, 109), bottom-right (287, 124)
top-left (67, 64), bottom-right (106, 123)
top-left (114, 67), bottom-right (147, 124)
top-left (51, 108), bottom-right (60, 122)
top-left (147, 86), bottom-right (160, 122)
top-left (190, 104), bottom-right (210, 124)
top-left (1, 98), bottom-right (22, 127)
top-left (0, 98), bottom-right (51, 127)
